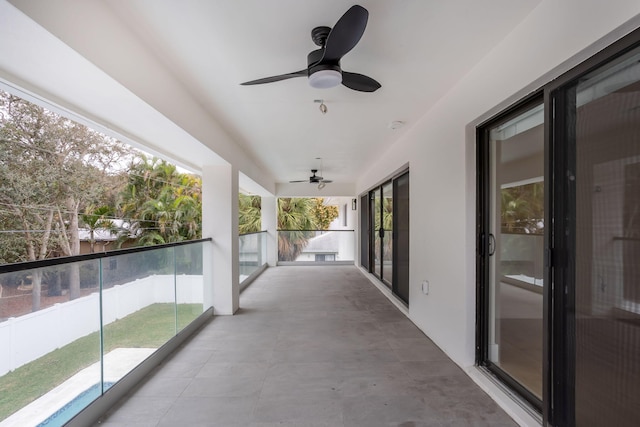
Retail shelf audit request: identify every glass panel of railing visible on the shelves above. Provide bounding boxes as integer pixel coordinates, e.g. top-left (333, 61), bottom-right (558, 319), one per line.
top-left (260, 231), bottom-right (267, 265)
top-left (100, 246), bottom-right (176, 393)
top-left (500, 232), bottom-right (544, 287)
top-left (175, 241), bottom-right (205, 332)
top-left (239, 232), bottom-right (266, 282)
top-left (0, 259), bottom-right (101, 426)
top-left (277, 230), bottom-right (355, 262)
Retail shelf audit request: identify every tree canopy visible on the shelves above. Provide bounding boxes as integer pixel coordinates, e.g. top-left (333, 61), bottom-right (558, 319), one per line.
top-left (0, 90), bottom-right (133, 307)
top-left (277, 198), bottom-right (339, 261)
top-left (501, 182), bottom-right (544, 234)
top-left (238, 194), bottom-right (261, 234)
top-left (237, 196), bottom-right (340, 261)
top-left (0, 90), bottom-right (202, 310)
top-left (0, 91), bottom-right (131, 265)
top-left (118, 156), bottom-right (202, 246)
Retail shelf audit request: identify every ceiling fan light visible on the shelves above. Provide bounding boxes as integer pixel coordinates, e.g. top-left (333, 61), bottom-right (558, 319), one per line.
top-left (309, 70), bottom-right (342, 89)
top-left (317, 182), bottom-right (326, 190)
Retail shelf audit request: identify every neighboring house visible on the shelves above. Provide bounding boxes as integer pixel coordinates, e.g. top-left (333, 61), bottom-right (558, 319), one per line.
top-left (78, 228), bottom-right (118, 254)
top-left (297, 232), bottom-right (340, 262)
top-left (78, 220), bottom-right (133, 254)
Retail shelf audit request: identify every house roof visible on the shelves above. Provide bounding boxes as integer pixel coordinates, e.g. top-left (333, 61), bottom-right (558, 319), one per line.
top-left (302, 232), bottom-right (339, 254)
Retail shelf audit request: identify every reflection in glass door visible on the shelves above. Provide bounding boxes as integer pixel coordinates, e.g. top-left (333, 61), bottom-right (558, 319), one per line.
top-left (479, 100), bottom-right (545, 404)
top-left (371, 188), bottom-right (382, 279)
top-left (559, 44), bottom-right (640, 427)
top-left (360, 194), bottom-right (369, 270)
top-left (382, 182), bottom-right (393, 286)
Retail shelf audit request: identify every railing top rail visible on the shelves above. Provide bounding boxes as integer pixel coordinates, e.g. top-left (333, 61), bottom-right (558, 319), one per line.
top-left (277, 229), bottom-right (355, 232)
top-left (239, 230), bottom-right (268, 236)
top-left (0, 238), bottom-right (212, 274)
top-left (501, 231), bottom-right (544, 236)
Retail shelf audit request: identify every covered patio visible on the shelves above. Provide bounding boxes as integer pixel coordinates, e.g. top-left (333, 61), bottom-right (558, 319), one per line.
top-left (95, 266), bottom-right (516, 427)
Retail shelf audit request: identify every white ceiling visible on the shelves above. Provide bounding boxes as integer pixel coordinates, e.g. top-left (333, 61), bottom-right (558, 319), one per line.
top-left (8, 0), bottom-right (542, 187)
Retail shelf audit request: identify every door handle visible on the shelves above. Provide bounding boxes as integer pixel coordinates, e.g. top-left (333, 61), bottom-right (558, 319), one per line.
top-left (488, 233), bottom-right (496, 256)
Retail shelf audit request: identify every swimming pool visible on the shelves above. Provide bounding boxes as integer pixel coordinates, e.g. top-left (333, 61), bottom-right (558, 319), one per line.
top-left (36, 382), bottom-right (114, 427)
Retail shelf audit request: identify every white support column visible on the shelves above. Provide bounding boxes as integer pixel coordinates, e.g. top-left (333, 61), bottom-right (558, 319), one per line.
top-left (261, 196), bottom-right (278, 266)
top-left (202, 164), bottom-right (239, 315)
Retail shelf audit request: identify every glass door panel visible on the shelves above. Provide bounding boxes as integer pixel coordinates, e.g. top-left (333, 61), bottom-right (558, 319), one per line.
top-left (371, 189), bottom-right (382, 279)
top-left (393, 172), bottom-right (410, 304)
top-left (568, 46), bottom-right (640, 427)
top-left (360, 194), bottom-right (370, 270)
top-left (382, 182), bottom-right (393, 287)
top-left (487, 102), bottom-right (545, 400)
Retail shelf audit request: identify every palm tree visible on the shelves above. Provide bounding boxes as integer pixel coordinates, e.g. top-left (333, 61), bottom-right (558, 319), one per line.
top-left (239, 194), bottom-right (261, 234)
top-left (80, 205), bottom-right (117, 253)
top-left (118, 155), bottom-right (202, 246)
top-left (277, 198), bottom-right (317, 261)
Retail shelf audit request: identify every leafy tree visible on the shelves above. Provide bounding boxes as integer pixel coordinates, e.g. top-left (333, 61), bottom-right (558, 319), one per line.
top-left (236, 197), bottom-right (340, 261)
top-left (278, 198), bottom-right (316, 231)
top-left (277, 198), bottom-right (338, 261)
top-left (0, 90), bottom-right (132, 309)
top-left (310, 198), bottom-right (339, 230)
top-left (238, 194), bottom-right (261, 234)
top-left (501, 182), bottom-right (544, 234)
top-left (277, 198), bottom-right (315, 261)
top-left (118, 155), bottom-right (202, 246)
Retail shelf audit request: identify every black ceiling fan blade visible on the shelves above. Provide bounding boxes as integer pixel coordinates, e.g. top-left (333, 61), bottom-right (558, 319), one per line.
top-left (241, 70), bottom-right (307, 85)
top-left (342, 71), bottom-right (381, 92)
top-left (320, 180), bottom-right (333, 183)
top-left (289, 180), bottom-right (308, 183)
top-left (321, 5), bottom-right (368, 63)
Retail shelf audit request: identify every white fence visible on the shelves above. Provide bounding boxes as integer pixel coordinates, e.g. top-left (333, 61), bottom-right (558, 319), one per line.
top-left (0, 274), bottom-right (203, 376)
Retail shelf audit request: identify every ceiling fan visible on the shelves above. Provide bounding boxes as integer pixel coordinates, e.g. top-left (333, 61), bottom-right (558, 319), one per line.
top-left (290, 169), bottom-right (333, 188)
top-left (240, 5), bottom-right (381, 92)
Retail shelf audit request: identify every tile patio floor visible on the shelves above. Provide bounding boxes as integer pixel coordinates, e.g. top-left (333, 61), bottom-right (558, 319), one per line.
top-left (95, 266), bottom-right (517, 427)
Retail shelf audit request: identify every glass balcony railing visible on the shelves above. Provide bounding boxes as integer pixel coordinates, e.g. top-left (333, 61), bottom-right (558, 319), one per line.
top-left (277, 230), bottom-right (355, 263)
top-left (500, 232), bottom-right (544, 287)
top-left (0, 239), bottom-right (210, 426)
top-left (239, 231), bottom-right (267, 284)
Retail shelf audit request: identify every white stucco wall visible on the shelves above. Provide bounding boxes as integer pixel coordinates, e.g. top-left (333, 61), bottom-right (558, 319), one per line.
top-left (356, 0), bottom-right (640, 367)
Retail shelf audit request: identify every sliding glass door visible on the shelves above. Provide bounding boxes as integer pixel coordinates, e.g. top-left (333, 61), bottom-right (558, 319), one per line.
top-left (364, 170), bottom-right (409, 304)
top-left (382, 181), bottom-right (393, 287)
top-left (372, 186), bottom-right (383, 281)
top-left (553, 42), bottom-right (640, 427)
top-left (360, 194), bottom-right (369, 270)
top-left (393, 172), bottom-right (410, 304)
top-left (478, 27), bottom-right (640, 426)
top-left (370, 183), bottom-right (392, 287)
top-left (478, 98), bottom-right (545, 406)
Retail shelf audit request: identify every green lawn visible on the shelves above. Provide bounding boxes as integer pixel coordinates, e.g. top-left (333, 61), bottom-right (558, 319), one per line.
top-left (0, 303), bottom-right (202, 422)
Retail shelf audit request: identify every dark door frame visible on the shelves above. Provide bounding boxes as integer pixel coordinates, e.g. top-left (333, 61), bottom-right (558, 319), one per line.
top-left (361, 168), bottom-right (410, 302)
top-left (476, 25), bottom-right (640, 427)
top-left (476, 93), bottom-right (545, 413)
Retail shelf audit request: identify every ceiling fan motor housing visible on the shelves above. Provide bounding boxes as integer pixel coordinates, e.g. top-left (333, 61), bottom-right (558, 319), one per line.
top-left (310, 169), bottom-right (322, 182)
top-left (307, 49), bottom-right (341, 76)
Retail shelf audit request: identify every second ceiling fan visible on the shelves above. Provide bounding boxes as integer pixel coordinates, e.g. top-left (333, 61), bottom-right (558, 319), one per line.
top-left (290, 169), bottom-right (333, 186)
top-left (240, 5), bottom-right (381, 92)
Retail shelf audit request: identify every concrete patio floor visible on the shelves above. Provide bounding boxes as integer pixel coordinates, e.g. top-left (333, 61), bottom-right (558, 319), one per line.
top-left (95, 266), bottom-right (517, 427)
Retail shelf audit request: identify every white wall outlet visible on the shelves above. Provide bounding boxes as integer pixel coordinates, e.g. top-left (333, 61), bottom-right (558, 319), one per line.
top-left (422, 280), bottom-right (429, 295)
